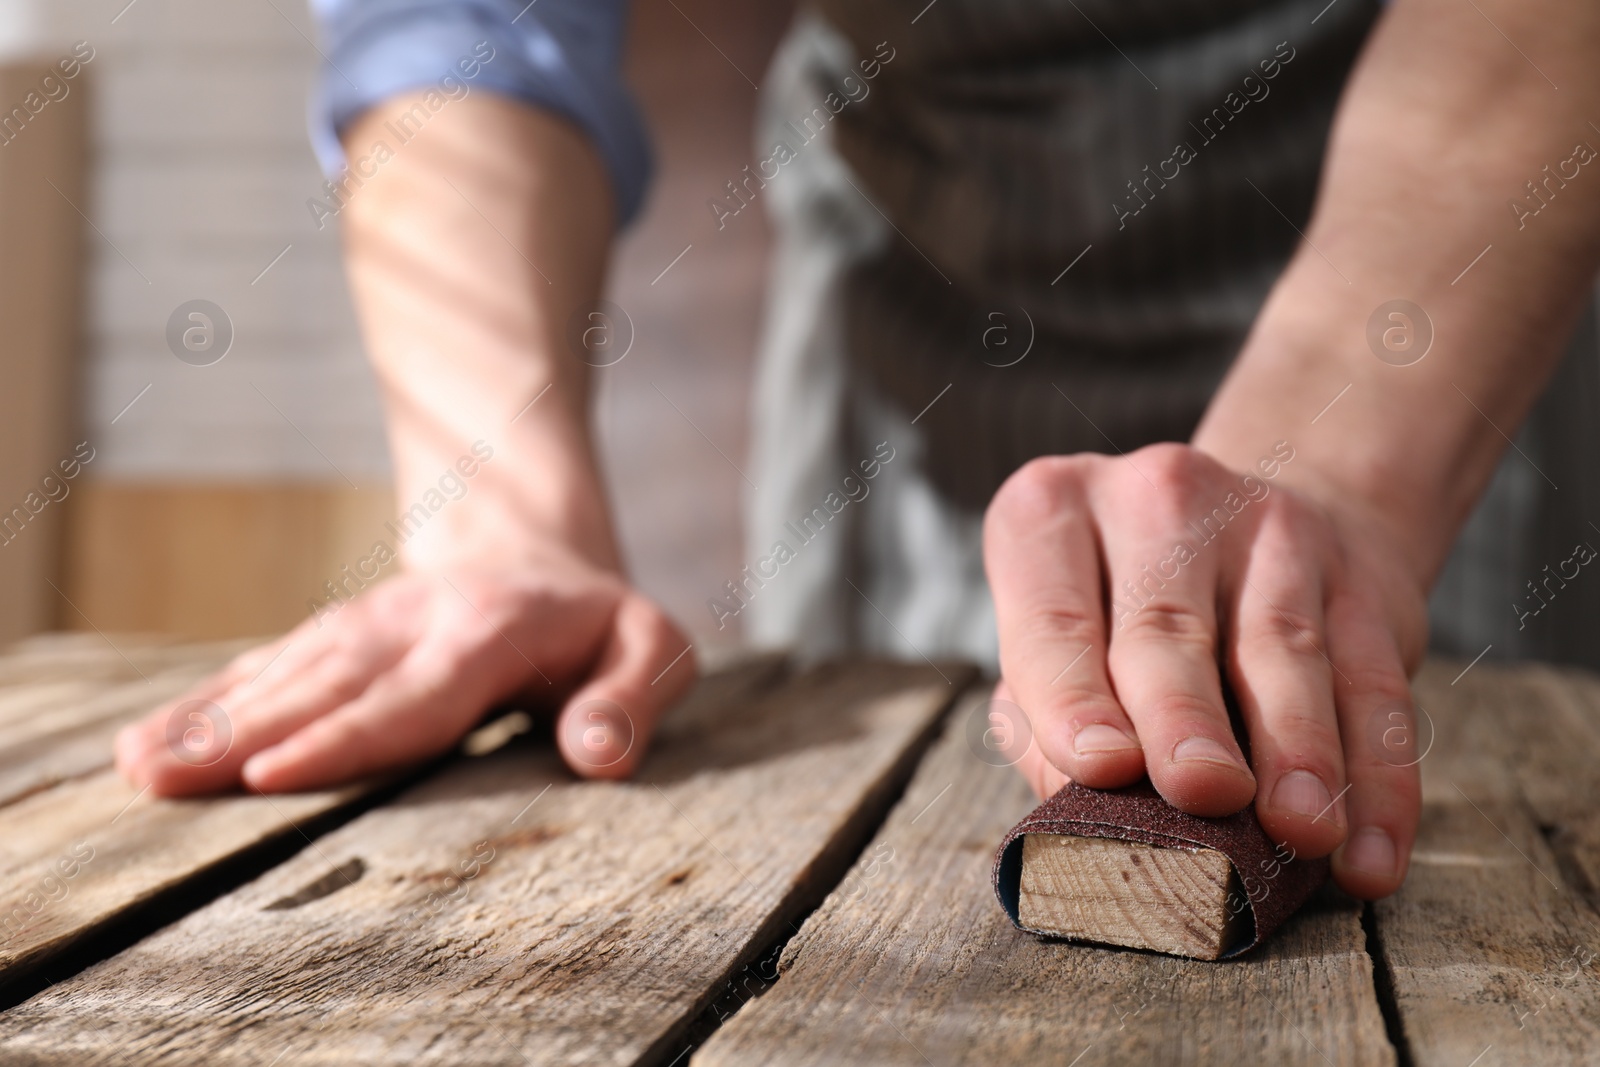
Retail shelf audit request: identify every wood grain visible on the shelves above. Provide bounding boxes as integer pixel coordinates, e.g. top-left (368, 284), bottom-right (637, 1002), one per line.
top-left (0, 636), bottom-right (246, 809)
top-left (1019, 834), bottom-right (1246, 960)
top-left (0, 662), bottom-right (224, 808)
top-left (696, 688), bottom-right (1396, 1067)
top-left (1499, 662), bottom-right (1600, 911)
top-left (0, 632), bottom-right (253, 689)
top-left (0, 659), bottom-right (967, 1065)
top-left (0, 766), bottom-right (367, 992)
top-left (0, 640), bottom-right (375, 993)
top-left (1371, 661), bottom-right (1600, 1066)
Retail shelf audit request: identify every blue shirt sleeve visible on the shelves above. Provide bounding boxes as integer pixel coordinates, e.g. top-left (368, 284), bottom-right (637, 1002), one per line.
top-left (308, 0), bottom-right (651, 225)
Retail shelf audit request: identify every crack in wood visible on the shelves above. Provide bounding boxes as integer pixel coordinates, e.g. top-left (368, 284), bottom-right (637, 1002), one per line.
top-left (264, 857), bottom-right (367, 911)
top-left (1363, 901), bottom-right (1415, 1067)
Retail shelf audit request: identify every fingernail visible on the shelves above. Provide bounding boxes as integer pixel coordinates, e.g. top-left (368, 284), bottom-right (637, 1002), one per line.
top-left (1271, 769), bottom-right (1335, 820)
top-left (1172, 735), bottom-right (1246, 770)
top-left (1343, 827), bottom-right (1397, 878)
top-left (1072, 723), bottom-right (1140, 755)
top-left (240, 753), bottom-right (277, 787)
top-left (565, 699), bottom-right (635, 771)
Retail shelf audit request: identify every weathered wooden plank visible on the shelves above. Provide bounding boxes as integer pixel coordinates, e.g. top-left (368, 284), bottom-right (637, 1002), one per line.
top-left (695, 688), bottom-right (1395, 1067)
top-left (1371, 662), bottom-right (1600, 1066)
top-left (0, 766), bottom-right (367, 993)
top-left (0, 657), bottom-right (785, 1000)
top-left (0, 632), bottom-right (249, 805)
top-left (0, 662), bottom-right (227, 808)
top-left (0, 633), bottom-right (252, 690)
top-left (0, 659), bottom-right (968, 1065)
top-left (1499, 662), bottom-right (1600, 909)
top-left (0, 680), bottom-right (101, 730)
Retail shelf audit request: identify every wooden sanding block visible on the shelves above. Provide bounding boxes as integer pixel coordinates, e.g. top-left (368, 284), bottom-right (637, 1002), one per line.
top-left (992, 780), bottom-right (1329, 960)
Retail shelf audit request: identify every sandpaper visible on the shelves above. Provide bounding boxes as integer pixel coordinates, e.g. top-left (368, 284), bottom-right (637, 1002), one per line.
top-left (992, 779), bottom-right (1330, 958)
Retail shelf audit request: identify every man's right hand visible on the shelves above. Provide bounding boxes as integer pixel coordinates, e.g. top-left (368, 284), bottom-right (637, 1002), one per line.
top-left (115, 562), bottom-right (695, 795)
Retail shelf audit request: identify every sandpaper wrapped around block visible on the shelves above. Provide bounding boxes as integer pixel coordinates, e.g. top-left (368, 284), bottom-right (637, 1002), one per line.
top-left (993, 780), bottom-right (1329, 959)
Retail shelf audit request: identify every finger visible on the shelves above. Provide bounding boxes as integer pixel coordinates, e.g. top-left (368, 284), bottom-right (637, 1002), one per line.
top-left (995, 679), bottom-right (1072, 800)
top-left (238, 645), bottom-right (489, 792)
top-left (1097, 451), bottom-right (1255, 816)
top-left (985, 458), bottom-right (1146, 791)
top-left (113, 631), bottom-right (315, 786)
top-left (1326, 586), bottom-right (1420, 899)
top-left (1223, 502), bottom-right (1347, 858)
top-left (126, 639), bottom-right (389, 796)
top-left (115, 664), bottom-right (246, 775)
top-left (556, 592), bottom-right (695, 779)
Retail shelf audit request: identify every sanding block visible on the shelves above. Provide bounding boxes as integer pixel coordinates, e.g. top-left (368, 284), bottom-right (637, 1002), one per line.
top-left (992, 779), bottom-right (1329, 959)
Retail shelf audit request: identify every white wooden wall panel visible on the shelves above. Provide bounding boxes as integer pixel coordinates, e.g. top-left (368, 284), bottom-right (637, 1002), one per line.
top-left (41, 0), bottom-right (388, 482)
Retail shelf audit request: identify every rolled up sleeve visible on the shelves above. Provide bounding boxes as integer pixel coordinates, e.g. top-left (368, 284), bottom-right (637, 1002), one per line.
top-left (309, 0), bottom-right (651, 224)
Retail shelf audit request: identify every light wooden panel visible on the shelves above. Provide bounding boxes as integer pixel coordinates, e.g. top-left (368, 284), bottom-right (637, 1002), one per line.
top-left (61, 483), bottom-right (397, 640)
top-left (0, 59), bottom-right (89, 645)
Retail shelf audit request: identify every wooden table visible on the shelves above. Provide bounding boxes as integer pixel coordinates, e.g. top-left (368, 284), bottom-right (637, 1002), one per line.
top-left (0, 634), bottom-right (1597, 1065)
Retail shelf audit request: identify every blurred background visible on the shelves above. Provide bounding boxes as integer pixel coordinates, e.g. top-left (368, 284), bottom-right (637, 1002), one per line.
top-left (0, 0), bottom-right (795, 653)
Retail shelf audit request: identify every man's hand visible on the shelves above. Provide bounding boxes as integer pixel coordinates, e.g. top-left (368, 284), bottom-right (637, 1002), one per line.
top-left (987, 0), bottom-right (1600, 903)
top-left (984, 443), bottom-right (1427, 900)
top-left (116, 92), bottom-right (698, 799)
top-left (115, 562), bottom-right (694, 795)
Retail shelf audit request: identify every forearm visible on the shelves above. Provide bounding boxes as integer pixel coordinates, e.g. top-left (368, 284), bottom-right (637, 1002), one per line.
top-left (340, 92), bottom-right (621, 574)
top-left (1196, 0), bottom-right (1600, 587)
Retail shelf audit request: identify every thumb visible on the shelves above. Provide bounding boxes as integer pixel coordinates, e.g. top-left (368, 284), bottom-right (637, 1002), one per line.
top-left (556, 592), bottom-right (696, 779)
top-left (994, 677), bottom-right (1072, 800)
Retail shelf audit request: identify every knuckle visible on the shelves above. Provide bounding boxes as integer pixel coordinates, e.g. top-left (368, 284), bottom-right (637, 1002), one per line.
top-left (629, 594), bottom-right (684, 645)
top-left (1131, 442), bottom-right (1201, 491)
top-left (1353, 764), bottom-right (1421, 821)
top-left (1259, 492), bottom-right (1330, 550)
top-left (1020, 604), bottom-right (1104, 647)
top-left (1048, 687), bottom-right (1125, 723)
top-left (1265, 710), bottom-right (1344, 760)
top-left (1118, 445), bottom-right (1212, 525)
top-left (989, 456), bottom-right (1086, 526)
top-left (1138, 691), bottom-right (1229, 728)
top-left (1343, 664), bottom-right (1413, 709)
top-left (1115, 600), bottom-right (1215, 645)
top-left (226, 641), bottom-right (283, 681)
top-left (1243, 605), bottom-right (1327, 656)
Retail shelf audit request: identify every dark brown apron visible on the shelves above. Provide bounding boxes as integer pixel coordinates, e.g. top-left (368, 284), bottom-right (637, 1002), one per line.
top-left (807, 0), bottom-right (1600, 670)
top-left (813, 0), bottom-right (1379, 511)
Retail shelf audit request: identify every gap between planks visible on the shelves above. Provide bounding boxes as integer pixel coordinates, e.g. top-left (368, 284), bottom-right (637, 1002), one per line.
top-left (0, 657), bottom-right (975, 1066)
top-left (695, 687), bottom-right (1397, 1067)
top-left (1368, 661), bottom-right (1600, 1066)
top-left (647, 676), bottom-right (997, 1065)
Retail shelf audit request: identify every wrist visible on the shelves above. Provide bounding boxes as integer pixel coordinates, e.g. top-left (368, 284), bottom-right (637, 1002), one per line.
top-left (387, 409), bottom-right (623, 577)
top-left (1192, 274), bottom-right (1457, 588)
top-left (395, 495), bottom-right (618, 577)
